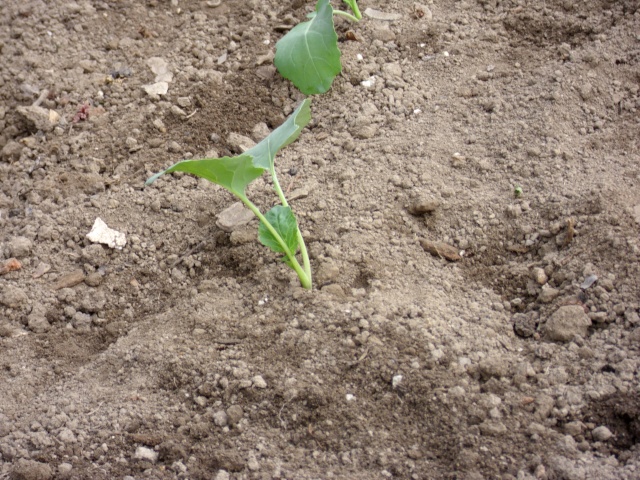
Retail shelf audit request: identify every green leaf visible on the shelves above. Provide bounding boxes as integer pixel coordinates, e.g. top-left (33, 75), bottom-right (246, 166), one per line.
top-left (248, 99), bottom-right (311, 171)
top-left (274, 0), bottom-right (341, 95)
top-left (145, 154), bottom-right (263, 198)
top-left (258, 206), bottom-right (299, 261)
top-left (145, 100), bottom-right (311, 196)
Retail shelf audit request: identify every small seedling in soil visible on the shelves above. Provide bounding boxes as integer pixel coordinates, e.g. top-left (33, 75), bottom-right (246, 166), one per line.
top-left (275, 0), bottom-right (362, 95)
top-left (514, 185), bottom-right (523, 198)
top-left (146, 100), bottom-right (313, 289)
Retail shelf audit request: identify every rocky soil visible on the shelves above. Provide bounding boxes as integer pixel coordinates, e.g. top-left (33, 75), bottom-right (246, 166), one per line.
top-left (1, 0), bottom-right (639, 479)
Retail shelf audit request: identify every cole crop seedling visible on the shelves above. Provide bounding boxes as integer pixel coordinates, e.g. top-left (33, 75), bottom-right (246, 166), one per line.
top-left (275, 0), bottom-right (361, 95)
top-left (146, 100), bottom-right (313, 289)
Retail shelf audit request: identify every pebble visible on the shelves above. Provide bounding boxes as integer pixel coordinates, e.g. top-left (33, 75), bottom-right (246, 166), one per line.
top-left (420, 240), bottom-right (461, 261)
top-left (252, 375), bottom-right (267, 389)
top-left (215, 470), bottom-right (230, 480)
top-left (227, 132), bottom-right (256, 153)
top-left (7, 236), bottom-right (33, 258)
top-left (226, 405), bottom-right (243, 425)
top-left (543, 305), bottom-right (591, 342)
top-left (16, 105), bottom-right (60, 132)
top-left (531, 267), bottom-right (547, 285)
top-left (537, 286), bottom-right (560, 304)
top-left (409, 198), bottom-right (439, 215)
top-left (213, 411), bottom-right (228, 427)
top-left (134, 446), bottom-right (159, 463)
top-left (147, 57), bottom-right (173, 83)
top-left (216, 202), bottom-right (255, 232)
top-left (52, 270), bottom-right (85, 290)
top-left (592, 426), bottom-right (613, 441)
top-left (478, 420), bottom-right (507, 436)
top-left (142, 82), bottom-right (169, 96)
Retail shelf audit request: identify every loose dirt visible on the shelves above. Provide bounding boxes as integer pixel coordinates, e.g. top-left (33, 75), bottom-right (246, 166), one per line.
top-left (1, 0), bottom-right (639, 479)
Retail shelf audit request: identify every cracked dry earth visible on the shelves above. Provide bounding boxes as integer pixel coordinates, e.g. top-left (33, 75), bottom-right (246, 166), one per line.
top-left (1, 0), bottom-right (640, 479)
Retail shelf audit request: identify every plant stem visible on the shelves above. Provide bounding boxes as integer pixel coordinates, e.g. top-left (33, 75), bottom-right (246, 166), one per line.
top-left (270, 166), bottom-right (312, 288)
top-left (333, 10), bottom-right (360, 22)
top-left (239, 195), bottom-right (312, 290)
top-left (341, 0), bottom-right (362, 20)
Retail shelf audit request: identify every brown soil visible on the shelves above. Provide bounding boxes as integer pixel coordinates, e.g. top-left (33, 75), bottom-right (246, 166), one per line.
top-left (1, 0), bottom-right (639, 479)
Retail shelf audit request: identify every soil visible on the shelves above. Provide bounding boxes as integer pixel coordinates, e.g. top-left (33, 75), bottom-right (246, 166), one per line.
top-left (1, 0), bottom-right (639, 479)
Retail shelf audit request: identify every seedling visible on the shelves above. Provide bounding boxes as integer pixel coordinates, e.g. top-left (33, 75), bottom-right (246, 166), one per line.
top-left (146, 100), bottom-right (313, 289)
top-left (275, 0), bottom-right (362, 95)
top-left (514, 185), bottom-right (523, 198)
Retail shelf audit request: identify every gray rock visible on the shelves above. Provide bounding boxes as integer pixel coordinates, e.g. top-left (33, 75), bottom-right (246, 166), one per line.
top-left (226, 405), bottom-right (243, 425)
top-left (544, 305), bottom-right (591, 342)
top-left (7, 236), bottom-right (33, 258)
top-left (1, 285), bottom-right (29, 308)
top-left (251, 122), bottom-right (270, 142)
top-left (215, 470), bottom-right (230, 480)
top-left (592, 425), bottom-right (613, 441)
top-left (216, 202), bottom-right (254, 232)
top-left (213, 410), bottom-right (228, 427)
top-left (409, 197), bottom-right (439, 215)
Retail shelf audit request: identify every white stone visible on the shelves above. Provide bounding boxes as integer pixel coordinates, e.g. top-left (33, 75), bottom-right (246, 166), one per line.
top-left (86, 218), bottom-right (126, 249)
top-left (134, 446), bottom-right (159, 463)
top-left (142, 82), bottom-right (169, 96)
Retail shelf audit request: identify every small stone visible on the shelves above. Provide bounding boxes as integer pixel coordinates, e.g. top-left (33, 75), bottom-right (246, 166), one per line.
top-left (247, 455), bottom-right (260, 471)
top-left (86, 218), bottom-right (126, 249)
top-left (479, 420), bottom-right (507, 436)
top-left (7, 236), bottom-right (33, 258)
top-left (16, 105), bottom-right (60, 132)
top-left (147, 57), bottom-right (173, 83)
top-left (84, 272), bottom-right (103, 287)
top-left (215, 470), bottom-right (230, 480)
top-left (226, 405), bottom-right (243, 425)
top-left (531, 267), bottom-right (547, 285)
top-left (413, 3), bottom-right (433, 20)
top-left (57, 463), bottom-right (73, 475)
top-left (538, 286), bottom-right (560, 303)
top-left (0, 285), bottom-right (28, 308)
top-left (409, 198), bottom-right (439, 215)
top-left (142, 82), bottom-right (169, 96)
top-left (216, 202), bottom-right (255, 232)
top-left (134, 446), bottom-right (159, 463)
top-left (478, 356), bottom-right (509, 379)
top-left (58, 428), bottom-right (76, 444)
top-left (227, 132), bottom-right (255, 153)
top-left (544, 305), bottom-right (591, 342)
top-left (592, 426), bottom-right (613, 442)
top-left (213, 410), bottom-right (228, 427)
top-left (252, 375), bottom-right (267, 389)
top-left (167, 140), bottom-right (182, 153)
top-left (351, 124), bottom-right (378, 139)
top-left (251, 122), bottom-right (270, 141)
top-left (52, 270), bottom-right (85, 290)
top-left (564, 421), bottom-right (584, 436)
top-left (420, 240), bottom-right (461, 261)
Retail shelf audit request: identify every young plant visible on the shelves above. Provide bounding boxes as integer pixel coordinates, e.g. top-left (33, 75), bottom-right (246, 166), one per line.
top-left (274, 0), bottom-right (362, 95)
top-left (146, 100), bottom-right (313, 289)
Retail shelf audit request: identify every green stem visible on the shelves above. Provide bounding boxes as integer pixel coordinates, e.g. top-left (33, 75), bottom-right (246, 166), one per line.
top-left (341, 0), bottom-right (362, 20)
top-left (270, 167), bottom-right (312, 288)
top-left (333, 10), bottom-right (360, 22)
top-left (239, 195), bottom-right (312, 290)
